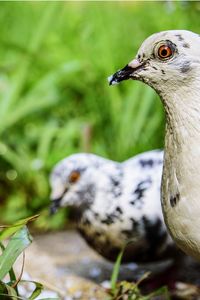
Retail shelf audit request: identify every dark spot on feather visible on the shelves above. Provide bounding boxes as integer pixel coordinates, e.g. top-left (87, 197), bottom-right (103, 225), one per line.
top-left (116, 206), bottom-right (123, 214)
top-left (139, 159), bottom-right (154, 168)
top-left (170, 193), bottom-right (180, 207)
top-left (130, 178), bottom-right (152, 206)
top-left (175, 34), bottom-right (184, 41)
top-left (152, 66), bottom-right (158, 70)
top-left (101, 217), bottom-right (114, 225)
top-left (134, 181), bottom-right (150, 199)
top-left (94, 212), bottom-right (99, 218)
top-left (182, 43), bottom-right (190, 48)
top-left (109, 172), bottom-right (123, 198)
top-left (161, 69), bottom-right (165, 75)
top-left (110, 176), bottom-right (119, 187)
top-left (143, 216), bottom-right (167, 256)
top-left (180, 61), bottom-right (191, 73)
top-left (130, 217), bottom-right (138, 229)
top-left (101, 213), bottom-right (118, 225)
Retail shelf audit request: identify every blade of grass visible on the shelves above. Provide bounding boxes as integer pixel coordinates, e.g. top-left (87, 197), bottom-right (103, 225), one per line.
top-left (0, 226), bottom-right (32, 280)
top-left (110, 249), bottom-right (124, 293)
top-left (0, 2), bottom-right (61, 121)
top-left (0, 242), bottom-right (18, 293)
top-left (0, 215), bottom-right (39, 241)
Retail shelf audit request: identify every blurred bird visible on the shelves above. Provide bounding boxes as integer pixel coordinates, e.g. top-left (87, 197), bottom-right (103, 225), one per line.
top-left (109, 30), bottom-right (200, 261)
top-left (50, 150), bottom-right (178, 263)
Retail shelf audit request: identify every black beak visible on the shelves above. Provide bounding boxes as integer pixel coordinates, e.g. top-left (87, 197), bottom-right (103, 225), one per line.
top-left (108, 60), bottom-right (145, 86)
top-left (49, 197), bottom-right (62, 215)
top-left (108, 64), bottom-right (135, 85)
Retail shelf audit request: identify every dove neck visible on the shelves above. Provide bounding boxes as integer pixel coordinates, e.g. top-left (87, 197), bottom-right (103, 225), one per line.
top-left (160, 84), bottom-right (200, 147)
top-left (160, 82), bottom-right (200, 205)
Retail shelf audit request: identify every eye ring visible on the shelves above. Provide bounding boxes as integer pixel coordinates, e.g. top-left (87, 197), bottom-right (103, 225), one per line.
top-left (157, 44), bottom-right (173, 60)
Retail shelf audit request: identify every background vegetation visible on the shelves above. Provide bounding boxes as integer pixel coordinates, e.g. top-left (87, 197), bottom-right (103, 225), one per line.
top-left (0, 1), bottom-right (200, 229)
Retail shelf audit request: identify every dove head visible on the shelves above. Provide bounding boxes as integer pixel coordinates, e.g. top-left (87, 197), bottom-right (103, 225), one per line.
top-left (49, 154), bottom-right (97, 216)
top-left (109, 30), bottom-right (200, 96)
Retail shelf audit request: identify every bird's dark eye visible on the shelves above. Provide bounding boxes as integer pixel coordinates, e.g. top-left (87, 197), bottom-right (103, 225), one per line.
top-left (158, 44), bottom-right (173, 60)
top-left (69, 171), bottom-right (80, 183)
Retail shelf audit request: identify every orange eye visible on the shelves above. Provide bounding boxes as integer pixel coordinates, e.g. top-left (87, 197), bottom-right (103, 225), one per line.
top-left (69, 171), bottom-right (80, 183)
top-left (158, 45), bottom-right (173, 59)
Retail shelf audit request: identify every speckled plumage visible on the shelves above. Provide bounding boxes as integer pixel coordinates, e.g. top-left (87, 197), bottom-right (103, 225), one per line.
top-left (109, 30), bottom-right (200, 260)
top-left (50, 150), bottom-right (177, 263)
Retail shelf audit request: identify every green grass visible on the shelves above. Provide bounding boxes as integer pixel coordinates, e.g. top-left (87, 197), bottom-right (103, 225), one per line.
top-left (0, 216), bottom-right (43, 299)
top-left (0, 2), bottom-right (200, 226)
top-left (109, 249), bottom-right (170, 300)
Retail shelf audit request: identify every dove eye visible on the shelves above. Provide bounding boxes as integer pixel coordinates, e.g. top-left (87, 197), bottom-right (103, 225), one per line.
top-left (69, 171), bottom-right (80, 183)
top-left (157, 44), bottom-right (173, 60)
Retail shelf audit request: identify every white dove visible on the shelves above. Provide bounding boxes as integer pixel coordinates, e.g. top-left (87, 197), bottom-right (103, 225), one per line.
top-left (109, 30), bottom-right (200, 261)
top-left (50, 150), bottom-right (178, 263)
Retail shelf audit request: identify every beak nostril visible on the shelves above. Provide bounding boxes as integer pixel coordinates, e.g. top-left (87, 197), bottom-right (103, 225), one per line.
top-left (128, 58), bottom-right (141, 69)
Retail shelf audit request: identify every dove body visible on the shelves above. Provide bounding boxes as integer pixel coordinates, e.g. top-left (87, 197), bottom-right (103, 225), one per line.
top-left (109, 30), bottom-right (200, 260)
top-left (50, 151), bottom-right (177, 263)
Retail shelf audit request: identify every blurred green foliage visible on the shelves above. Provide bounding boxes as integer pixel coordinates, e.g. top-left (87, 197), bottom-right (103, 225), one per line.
top-left (0, 1), bottom-right (200, 228)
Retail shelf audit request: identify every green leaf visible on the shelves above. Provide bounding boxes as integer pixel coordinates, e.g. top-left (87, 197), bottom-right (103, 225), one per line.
top-left (0, 215), bottom-right (39, 242)
top-left (0, 226), bottom-right (32, 280)
top-left (0, 281), bottom-right (18, 299)
top-left (21, 280), bottom-right (43, 300)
